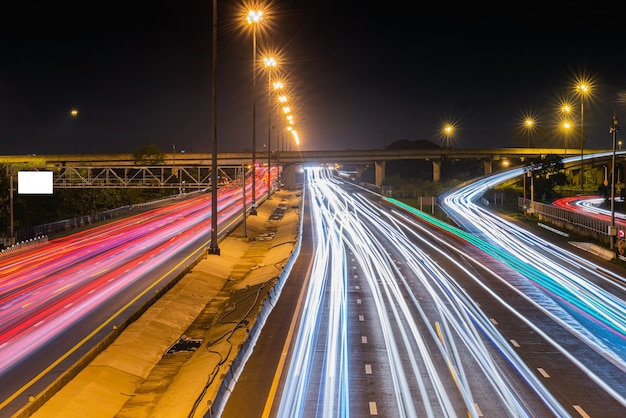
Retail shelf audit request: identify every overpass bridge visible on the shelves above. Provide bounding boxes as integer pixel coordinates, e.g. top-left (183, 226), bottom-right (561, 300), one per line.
top-left (1, 148), bottom-right (609, 189)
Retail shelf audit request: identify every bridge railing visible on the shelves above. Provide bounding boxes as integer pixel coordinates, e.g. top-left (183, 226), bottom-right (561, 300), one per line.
top-left (519, 197), bottom-right (624, 244)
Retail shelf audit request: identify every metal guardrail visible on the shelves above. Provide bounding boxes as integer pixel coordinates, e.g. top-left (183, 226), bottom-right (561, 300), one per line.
top-left (519, 197), bottom-right (625, 242)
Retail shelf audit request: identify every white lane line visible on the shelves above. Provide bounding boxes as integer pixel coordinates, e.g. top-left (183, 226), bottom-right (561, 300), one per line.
top-left (510, 339), bottom-right (520, 347)
top-left (361, 336), bottom-right (368, 344)
top-left (537, 367), bottom-right (550, 378)
top-left (369, 401), bottom-right (378, 415)
top-left (365, 364), bottom-right (372, 374)
top-left (358, 315), bottom-right (364, 322)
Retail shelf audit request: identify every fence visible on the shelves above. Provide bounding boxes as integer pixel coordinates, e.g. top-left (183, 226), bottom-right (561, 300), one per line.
top-left (519, 197), bottom-right (624, 245)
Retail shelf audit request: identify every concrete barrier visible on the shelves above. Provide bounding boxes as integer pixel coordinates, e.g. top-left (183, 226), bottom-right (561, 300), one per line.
top-left (569, 242), bottom-right (615, 261)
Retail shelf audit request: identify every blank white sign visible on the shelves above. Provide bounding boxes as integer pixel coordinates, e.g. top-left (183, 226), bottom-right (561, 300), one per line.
top-left (18, 171), bottom-right (53, 194)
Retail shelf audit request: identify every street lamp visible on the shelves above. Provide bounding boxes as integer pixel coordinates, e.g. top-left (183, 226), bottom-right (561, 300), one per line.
top-left (263, 56), bottom-right (277, 200)
top-left (575, 82), bottom-right (591, 193)
top-left (562, 121), bottom-right (572, 154)
top-left (443, 124), bottom-right (453, 149)
top-left (529, 163), bottom-right (535, 214)
top-left (246, 8), bottom-right (263, 215)
top-left (70, 108), bottom-right (79, 153)
top-left (523, 118), bottom-right (535, 147)
top-left (609, 113), bottom-right (619, 250)
top-left (208, 0), bottom-right (220, 255)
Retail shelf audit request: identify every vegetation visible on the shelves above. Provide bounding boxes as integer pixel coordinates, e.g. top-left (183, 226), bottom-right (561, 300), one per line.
top-left (133, 144), bottom-right (165, 165)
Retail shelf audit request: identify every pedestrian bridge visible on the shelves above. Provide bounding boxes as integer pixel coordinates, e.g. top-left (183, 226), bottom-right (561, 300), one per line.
top-left (0, 147), bottom-right (607, 189)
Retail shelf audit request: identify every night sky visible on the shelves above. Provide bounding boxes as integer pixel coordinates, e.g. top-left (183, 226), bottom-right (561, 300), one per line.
top-left (1, 2), bottom-right (625, 155)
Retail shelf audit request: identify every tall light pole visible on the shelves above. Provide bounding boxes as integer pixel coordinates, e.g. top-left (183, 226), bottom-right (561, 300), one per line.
top-left (562, 121), bottom-right (571, 155)
top-left (609, 113), bottom-right (619, 250)
top-left (208, 0), bottom-right (220, 255)
top-left (560, 104), bottom-right (572, 154)
top-left (523, 118), bottom-right (534, 147)
top-left (576, 82), bottom-right (590, 193)
top-left (70, 108), bottom-right (79, 153)
top-left (443, 124), bottom-right (453, 149)
top-left (529, 163), bottom-right (535, 214)
top-left (264, 56), bottom-right (277, 200)
top-left (277, 92), bottom-right (287, 151)
top-left (246, 9), bottom-right (263, 215)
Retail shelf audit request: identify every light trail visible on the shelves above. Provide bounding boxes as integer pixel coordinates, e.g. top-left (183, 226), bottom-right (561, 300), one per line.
top-left (437, 152), bottom-right (626, 407)
top-left (277, 167), bottom-right (568, 417)
top-left (0, 167), bottom-right (278, 410)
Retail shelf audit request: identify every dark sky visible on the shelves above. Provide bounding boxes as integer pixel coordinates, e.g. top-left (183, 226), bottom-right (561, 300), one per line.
top-left (1, 1), bottom-right (625, 155)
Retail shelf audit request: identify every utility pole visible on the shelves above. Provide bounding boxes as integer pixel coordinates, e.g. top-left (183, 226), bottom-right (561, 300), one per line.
top-left (208, 0), bottom-right (220, 255)
top-left (609, 113), bottom-right (619, 250)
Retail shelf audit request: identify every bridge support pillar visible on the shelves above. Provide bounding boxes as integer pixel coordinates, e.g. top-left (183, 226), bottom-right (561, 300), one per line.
top-left (483, 159), bottom-right (493, 176)
top-left (282, 163), bottom-right (297, 189)
top-left (432, 160), bottom-right (441, 182)
top-left (375, 161), bottom-right (386, 187)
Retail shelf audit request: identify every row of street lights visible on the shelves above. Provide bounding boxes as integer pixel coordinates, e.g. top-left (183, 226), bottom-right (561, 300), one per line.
top-left (521, 81), bottom-right (592, 193)
top-left (246, 6), bottom-right (301, 215)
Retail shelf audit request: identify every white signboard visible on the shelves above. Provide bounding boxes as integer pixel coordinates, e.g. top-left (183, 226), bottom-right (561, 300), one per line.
top-left (18, 171), bottom-right (53, 194)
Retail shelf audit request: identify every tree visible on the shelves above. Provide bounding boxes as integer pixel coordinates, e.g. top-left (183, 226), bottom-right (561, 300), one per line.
top-left (133, 144), bottom-right (165, 165)
top-left (527, 154), bottom-right (567, 201)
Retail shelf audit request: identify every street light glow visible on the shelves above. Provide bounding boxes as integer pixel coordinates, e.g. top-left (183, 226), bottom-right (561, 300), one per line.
top-left (574, 77), bottom-right (593, 192)
top-left (442, 123), bottom-right (454, 148)
top-left (263, 56), bottom-right (277, 68)
top-left (246, 9), bottom-right (263, 25)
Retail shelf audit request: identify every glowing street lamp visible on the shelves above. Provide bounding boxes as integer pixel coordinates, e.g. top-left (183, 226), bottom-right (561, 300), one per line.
top-left (70, 108), bottom-right (79, 153)
top-left (263, 55), bottom-right (277, 200)
top-left (246, 8), bottom-right (263, 215)
top-left (575, 81), bottom-right (591, 192)
top-left (523, 117), bottom-right (535, 147)
top-left (443, 124), bottom-right (454, 149)
top-left (562, 121), bottom-right (572, 154)
top-left (558, 102), bottom-right (574, 154)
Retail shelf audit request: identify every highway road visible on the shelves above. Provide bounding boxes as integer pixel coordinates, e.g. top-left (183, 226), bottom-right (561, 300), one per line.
top-left (0, 168), bottom-right (276, 417)
top-left (222, 166), bottom-right (626, 417)
top-left (3, 156), bottom-right (626, 417)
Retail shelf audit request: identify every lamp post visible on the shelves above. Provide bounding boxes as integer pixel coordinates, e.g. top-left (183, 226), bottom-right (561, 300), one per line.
top-left (242, 163), bottom-right (247, 238)
top-left (208, 0), bottom-right (220, 255)
top-left (246, 9), bottom-right (263, 215)
top-left (443, 124), bottom-right (453, 149)
top-left (523, 166), bottom-right (527, 215)
top-left (264, 56), bottom-right (277, 200)
top-left (562, 121), bottom-right (571, 155)
top-left (524, 118), bottom-right (534, 147)
top-left (576, 82), bottom-right (590, 193)
top-left (70, 108), bottom-right (79, 153)
top-left (560, 104), bottom-right (572, 154)
top-left (527, 163), bottom-right (535, 214)
top-left (609, 113), bottom-right (619, 250)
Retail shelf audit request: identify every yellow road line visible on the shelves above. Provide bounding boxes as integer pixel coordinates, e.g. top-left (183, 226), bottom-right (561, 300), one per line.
top-left (1, 240), bottom-right (209, 411)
